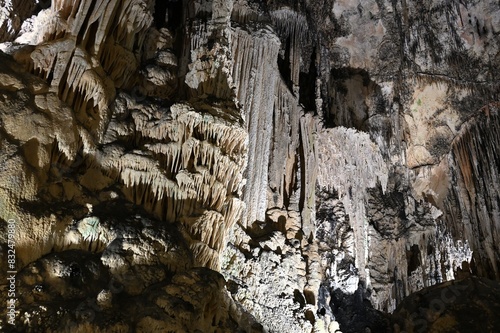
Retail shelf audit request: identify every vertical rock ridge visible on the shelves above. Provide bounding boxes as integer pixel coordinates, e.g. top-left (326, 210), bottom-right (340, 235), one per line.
top-left (316, 127), bottom-right (388, 287)
top-left (230, 26), bottom-right (280, 225)
top-left (268, 80), bottom-right (302, 212)
top-left (270, 8), bottom-right (309, 93)
top-left (445, 107), bottom-right (500, 279)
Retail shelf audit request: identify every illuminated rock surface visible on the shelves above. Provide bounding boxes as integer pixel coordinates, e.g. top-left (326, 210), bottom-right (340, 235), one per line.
top-left (0, 0), bottom-right (499, 332)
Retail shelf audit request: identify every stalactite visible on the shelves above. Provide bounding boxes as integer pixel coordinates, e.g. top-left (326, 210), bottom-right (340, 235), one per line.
top-left (268, 80), bottom-right (302, 210)
top-left (94, 98), bottom-right (248, 270)
top-left (270, 8), bottom-right (309, 88)
top-left (190, 241), bottom-right (221, 269)
top-left (230, 27), bottom-right (280, 225)
top-left (316, 126), bottom-right (388, 284)
top-left (10, 0), bottom-right (154, 146)
top-left (445, 108), bottom-right (500, 279)
top-left (100, 42), bottom-right (138, 88)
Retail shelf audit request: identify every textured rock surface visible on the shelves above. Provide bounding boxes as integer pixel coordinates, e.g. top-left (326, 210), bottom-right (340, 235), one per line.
top-left (392, 277), bottom-right (500, 333)
top-left (0, 0), bottom-right (499, 332)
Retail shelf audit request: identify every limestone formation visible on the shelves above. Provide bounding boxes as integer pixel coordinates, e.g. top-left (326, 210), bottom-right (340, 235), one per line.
top-left (0, 0), bottom-right (500, 332)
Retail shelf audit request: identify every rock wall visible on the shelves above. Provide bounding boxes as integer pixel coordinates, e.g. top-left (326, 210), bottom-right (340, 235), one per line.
top-left (0, 0), bottom-right (499, 332)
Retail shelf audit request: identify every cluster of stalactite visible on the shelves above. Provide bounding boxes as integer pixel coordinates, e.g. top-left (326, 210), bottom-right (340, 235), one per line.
top-left (443, 105), bottom-right (500, 280)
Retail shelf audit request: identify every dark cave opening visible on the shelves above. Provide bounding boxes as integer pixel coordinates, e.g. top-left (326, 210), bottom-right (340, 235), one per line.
top-left (406, 244), bottom-right (422, 275)
top-left (154, 0), bottom-right (169, 28)
top-left (298, 48), bottom-right (318, 112)
top-left (322, 66), bottom-right (395, 161)
top-left (34, 0), bottom-right (51, 13)
top-left (154, 0), bottom-right (183, 31)
top-left (324, 67), bottom-right (374, 130)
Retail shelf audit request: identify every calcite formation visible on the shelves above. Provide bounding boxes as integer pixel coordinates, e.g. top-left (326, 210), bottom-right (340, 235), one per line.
top-left (0, 0), bottom-right (499, 332)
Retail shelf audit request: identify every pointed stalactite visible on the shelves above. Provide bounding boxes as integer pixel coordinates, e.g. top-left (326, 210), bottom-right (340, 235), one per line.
top-left (231, 27), bottom-right (280, 225)
top-left (270, 8), bottom-right (309, 89)
top-left (97, 99), bottom-right (247, 270)
top-left (20, 0), bottom-right (155, 145)
top-left (268, 80), bottom-right (302, 211)
top-left (316, 126), bottom-right (388, 284)
top-left (446, 108), bottom-right (500, 279)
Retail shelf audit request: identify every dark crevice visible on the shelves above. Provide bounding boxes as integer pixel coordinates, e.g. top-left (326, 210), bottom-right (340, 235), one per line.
top-left (85, 20), bottom-right (99, 54)
top-left (298, 48), bottom-right (317, 112)
top-left (406, 244), bottom-right (422, 275)
top-left (75, 0), bottom-right (97, 46)
top-left (277, 36), bottom-right (293, 92)
top-left (166, 0), bottom-right (184, 32)
top-left (154, 0), bottom-right (169, 28)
